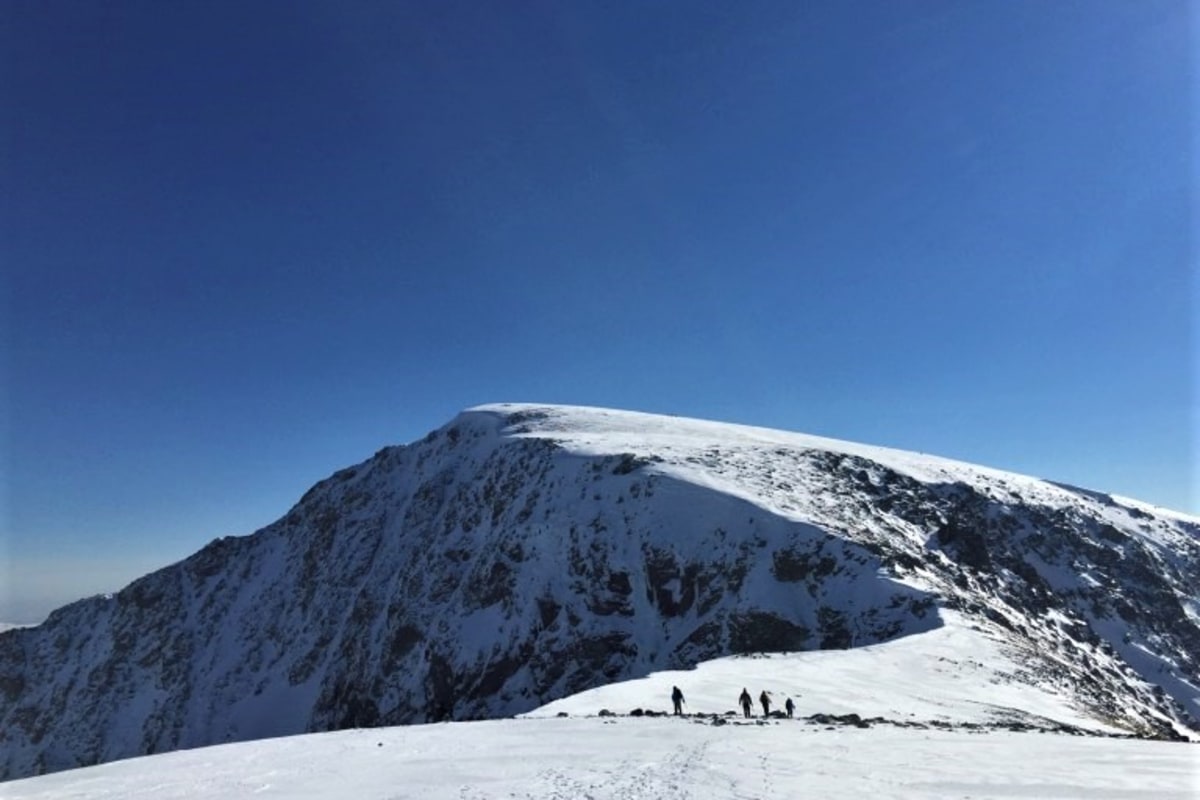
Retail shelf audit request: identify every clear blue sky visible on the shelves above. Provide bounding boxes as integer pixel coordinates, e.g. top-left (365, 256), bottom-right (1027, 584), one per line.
top-left (3, 1), bottom-right (1194, 622)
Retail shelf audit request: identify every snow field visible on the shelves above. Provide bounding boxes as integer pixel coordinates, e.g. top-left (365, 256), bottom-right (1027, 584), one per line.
top-left (528, 612), bottom-right (1112, 732)
top-left (3, 717), bottom-right (1195, 800)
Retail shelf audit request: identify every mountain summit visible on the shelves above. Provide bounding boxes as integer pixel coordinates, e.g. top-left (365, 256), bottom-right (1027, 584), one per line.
top-left (2, 403), bottom-right (1197, 779)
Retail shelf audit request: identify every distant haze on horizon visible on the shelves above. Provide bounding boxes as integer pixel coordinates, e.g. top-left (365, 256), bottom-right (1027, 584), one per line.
top-left (3, 1), bottom-right (1195, 622)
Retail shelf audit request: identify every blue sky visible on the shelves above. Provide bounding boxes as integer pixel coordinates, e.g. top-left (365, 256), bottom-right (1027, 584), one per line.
top-left (3, 1), bottom-right (1194, 621)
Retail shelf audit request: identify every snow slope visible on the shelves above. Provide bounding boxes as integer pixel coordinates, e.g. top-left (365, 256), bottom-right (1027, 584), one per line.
top-left (529, 611), bottom-right (1112, 732)
top-left (9, 722), bottom-right (1195, 800)
top-left (2, 403), bottom-right (1198, 781)
top-left (5, 622), bottom-right (1197, 799)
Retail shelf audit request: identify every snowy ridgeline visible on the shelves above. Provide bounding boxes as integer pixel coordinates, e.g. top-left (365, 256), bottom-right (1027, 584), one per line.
top-left (2, 402), bottom-right (1199, 783)
top-left (526, 611), bottom-right (1118, 731)
top-left (5, 620), bottom-right (1198, 799)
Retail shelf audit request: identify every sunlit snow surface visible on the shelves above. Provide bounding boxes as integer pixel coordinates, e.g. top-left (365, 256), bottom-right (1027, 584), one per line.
top-left (527, 612), bottom-right (1110, 730)
top-left (487, 403), bottom-right (1195, 519)
top-left (4, 722), bottom-right (1196, 800)
top-left (7, 618), bottom-right (1196, 799)
top-left (483, 402), bottom-right (1198, 564)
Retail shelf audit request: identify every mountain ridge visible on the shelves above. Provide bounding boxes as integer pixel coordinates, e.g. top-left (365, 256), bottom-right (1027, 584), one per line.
top-left (2, 403), bottom-right (1197, 780)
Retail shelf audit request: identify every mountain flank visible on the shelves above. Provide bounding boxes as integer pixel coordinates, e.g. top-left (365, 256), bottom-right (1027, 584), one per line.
top-left (2, 403), bottom-right (1197, 780)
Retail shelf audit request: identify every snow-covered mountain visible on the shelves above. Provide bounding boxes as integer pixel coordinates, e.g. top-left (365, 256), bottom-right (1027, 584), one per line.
top-left (2, 403), bottom-right (1198, 780)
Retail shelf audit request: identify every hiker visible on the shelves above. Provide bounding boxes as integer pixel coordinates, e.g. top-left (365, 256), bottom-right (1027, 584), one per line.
top-left (759, 690), bottom-right (771, 717)
top-left (671, 685), bottom-right (685, 716)
top-left (739, 688), bottom-right (753, 718)
top-left (785, 697), bottom-right (795, 718)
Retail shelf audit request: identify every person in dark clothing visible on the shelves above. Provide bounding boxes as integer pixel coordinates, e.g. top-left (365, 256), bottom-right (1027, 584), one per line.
top-left (672, 685), bottom-right (685, 716)
top-left (785, 697), bottom-right (795, 718)
top-left (739, 688), bottom-right (753, 718)
top-left (759, 690), bottom-right (771, 717)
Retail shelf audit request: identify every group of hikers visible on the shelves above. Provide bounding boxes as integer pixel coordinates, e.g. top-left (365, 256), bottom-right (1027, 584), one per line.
top-left (670, 685), bottom-right (796, 719)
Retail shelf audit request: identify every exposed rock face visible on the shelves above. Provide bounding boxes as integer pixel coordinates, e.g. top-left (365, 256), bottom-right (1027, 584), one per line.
top-left (2, 403), bottom-right (1197, 779)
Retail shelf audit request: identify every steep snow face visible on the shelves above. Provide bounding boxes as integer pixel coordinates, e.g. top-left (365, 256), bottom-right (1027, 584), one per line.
top-left (2, 403), bottom-right (1198, 780)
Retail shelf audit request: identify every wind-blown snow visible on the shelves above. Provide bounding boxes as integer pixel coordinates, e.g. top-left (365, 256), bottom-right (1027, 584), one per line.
top-left (485, 402), bottom-right (1198, 535)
